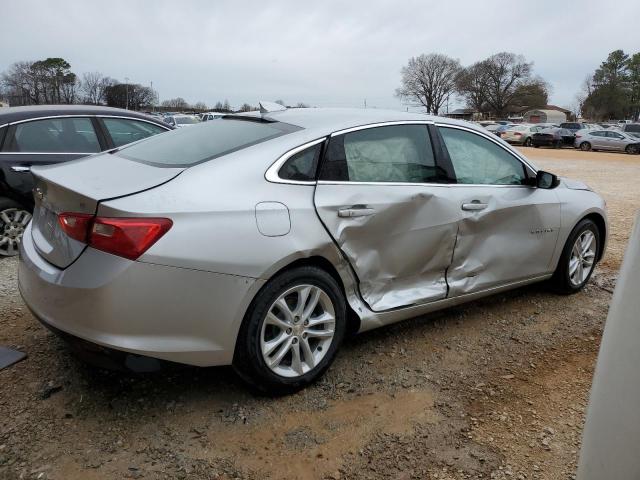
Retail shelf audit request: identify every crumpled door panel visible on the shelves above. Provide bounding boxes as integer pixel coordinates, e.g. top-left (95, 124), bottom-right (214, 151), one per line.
top-left (314, 184), bottom-right (459, 312)
top-left (446, 186), bottom-right (561, 296)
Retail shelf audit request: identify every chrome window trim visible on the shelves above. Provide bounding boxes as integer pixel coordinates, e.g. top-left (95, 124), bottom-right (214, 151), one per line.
top-left (435, 122), bottom-right (538, 173)
top-left (330, 120), bottom-right (435, 137)
top-left (0, 114), bottom-right (169, 155)
top-left (265, 137), bottom-right (326, 185)
top-left (316, 180), bottom-right (531, 188)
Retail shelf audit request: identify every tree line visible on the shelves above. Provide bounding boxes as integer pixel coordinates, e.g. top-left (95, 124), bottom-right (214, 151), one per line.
top-left (396, 52), bottom-right (550, 118)
top-left (578, 49), bottom-right (640, 121)
top-left (0, 57), bottom-right (312, 113)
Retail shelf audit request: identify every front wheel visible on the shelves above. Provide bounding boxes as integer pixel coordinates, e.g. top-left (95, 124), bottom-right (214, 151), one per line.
top-left (233, 266), bottom-right (346, 394)
top-left (551, 219), bottom-right (600, 294)
top-left (524, 137), bottom-right (532, 147)
top-left (0, 198), bottom-right (33, 257)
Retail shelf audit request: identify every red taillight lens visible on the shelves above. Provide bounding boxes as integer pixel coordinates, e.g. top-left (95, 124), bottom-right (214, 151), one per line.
top-left (57, 213), bottom-right (172, 260)
top-left (514, 132), bottom-right (522, 136)
top-left (575, 134), bottom-right (582, 138)
top-left (58, 212), bottom-right (94, 242)
top-left (89, 217), bottom-right (173, 260)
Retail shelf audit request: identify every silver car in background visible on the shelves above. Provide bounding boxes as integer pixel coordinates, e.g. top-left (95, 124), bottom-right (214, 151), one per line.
top-left (18, 106), bottom-right (608, 393)
top-left (574, 129), bottom-right (640, 153)
top-left (164, 114), bottom-right (201, 128)
top-left (500, 124), bottom-right (544, 146)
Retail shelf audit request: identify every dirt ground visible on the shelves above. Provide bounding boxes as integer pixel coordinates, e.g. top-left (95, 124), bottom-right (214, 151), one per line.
top-left (1, 147), bottom-right (639, 480)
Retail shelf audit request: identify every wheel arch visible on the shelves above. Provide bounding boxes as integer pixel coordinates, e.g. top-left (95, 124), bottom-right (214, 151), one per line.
top-left (582, 212), bottom-right (607, 262)
top-left (259, 255), bottom-right (361, 337)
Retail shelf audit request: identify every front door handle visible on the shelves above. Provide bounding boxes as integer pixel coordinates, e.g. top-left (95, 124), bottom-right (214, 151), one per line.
top-left (338, 206), bottom-right (376, 218)
top-left (461, 202), bottom-right (488, 211)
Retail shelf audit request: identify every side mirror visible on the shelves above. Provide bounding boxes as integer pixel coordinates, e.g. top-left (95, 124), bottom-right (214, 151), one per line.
top-left (536, 170), bottom-right (559, 189)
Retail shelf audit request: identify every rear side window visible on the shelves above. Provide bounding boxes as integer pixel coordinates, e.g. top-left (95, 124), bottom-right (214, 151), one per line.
top-left (102, 118), bottom-right (167, 147)
top-left (320, 124), bottom-right (438, 183)
top-left (439, 127), bottom-right (526, 185)
top-left (119, 118), bottom-right (301, 167)
top-left (279, 143), bottom-right (322, 181)
top-left (5, 117), bottom-right (100, 153)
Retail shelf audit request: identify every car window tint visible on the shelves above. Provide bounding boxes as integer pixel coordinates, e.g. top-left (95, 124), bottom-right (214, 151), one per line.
top-left (439, 127), bottom-right (526, 185)
top-left (119, 118), bottom-right (301, 167)
top-left (321, 125), bottom-right (437, 183)
top-left (7, 117), bottom-right (100, 153)
top-left (102, 118), bottom-right (166, 147)
top-left (279, 143), bottom-right (322, 181)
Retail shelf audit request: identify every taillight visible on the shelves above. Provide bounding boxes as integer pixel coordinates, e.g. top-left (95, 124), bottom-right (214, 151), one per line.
top-left (57, 213), bottom-right (172, 260)
top-left (576, 134), bottom-right (582, 138)
top-left (58, 212), bottom-right (94, 242)
top-left (515, 132), bottom-right (522, 136)
top-left (90, 217), bottom-right (173, 260)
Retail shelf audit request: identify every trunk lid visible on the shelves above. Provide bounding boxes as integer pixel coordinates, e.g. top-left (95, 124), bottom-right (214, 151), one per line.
top-left (30, 153), bottom-right (183, 268)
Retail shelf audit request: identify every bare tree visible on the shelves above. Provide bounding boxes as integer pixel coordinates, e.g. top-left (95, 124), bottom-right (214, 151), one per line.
top-left (396, 53), bottom-right (462, 114)
top-left (192, 101), bottom-right (207, 111)
top-left (238, 103), bottom-right (255, 112)
top-left (80, 72), bottom-right (113, 104)
top-left (275, 99), bottom-right (285, 106)
top-left (456, 61), bottom-right (489, 113)
top-left (161, 97), bottom-right (189, 109)
top-left (477, 52), bottom-right (532, 117)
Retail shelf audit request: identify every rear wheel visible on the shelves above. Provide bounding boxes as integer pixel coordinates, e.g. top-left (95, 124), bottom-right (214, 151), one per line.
top-left (233, 266), bottom-right (346, 394)
top-left (625, 144), bottom-right (639, 154)
top-left (580, 142), bottom-right (591, 151)
top-left (0, 198), bottom-right (32, 257)
top-left (551, 219), bottom-right (600, 294)
top-left (524, 137), bottom-right (532, 147)
top-left (554, 140), bottom-right (562, 149)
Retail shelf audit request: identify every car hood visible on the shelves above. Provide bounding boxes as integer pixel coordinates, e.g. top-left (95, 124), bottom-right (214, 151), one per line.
top-left (561, 177), bottom-right (592, 191)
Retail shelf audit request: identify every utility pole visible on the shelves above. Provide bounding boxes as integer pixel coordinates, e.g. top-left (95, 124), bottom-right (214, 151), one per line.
top-left (125, 76), bottom-right (129, 110)
top-left (364, 98), bottom-right (367, 109)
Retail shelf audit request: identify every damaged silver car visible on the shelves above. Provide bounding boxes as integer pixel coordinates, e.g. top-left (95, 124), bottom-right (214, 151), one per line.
top-left (18, 104), bottom-right (607, 393)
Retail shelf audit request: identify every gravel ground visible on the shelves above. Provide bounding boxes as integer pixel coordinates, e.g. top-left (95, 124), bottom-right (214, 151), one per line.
top-left (1, 147), bottom-right (638, 480)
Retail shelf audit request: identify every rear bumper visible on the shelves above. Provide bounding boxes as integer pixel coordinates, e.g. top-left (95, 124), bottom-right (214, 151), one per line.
top-left (18, 223), bottom-right (264, 367)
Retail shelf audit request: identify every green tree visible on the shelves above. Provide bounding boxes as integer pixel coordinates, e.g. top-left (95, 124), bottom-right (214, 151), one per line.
top-left (583, 50), bottom-right (631, 120)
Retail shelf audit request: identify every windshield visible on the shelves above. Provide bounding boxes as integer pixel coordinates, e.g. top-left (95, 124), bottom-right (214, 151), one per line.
top-left (175, 116), bottom-right (200, 125)
top-left (118, 118), bottom-right (302, 167)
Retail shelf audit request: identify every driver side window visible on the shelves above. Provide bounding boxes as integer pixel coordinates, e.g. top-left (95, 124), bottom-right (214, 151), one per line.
top-left (439, 127), bottom-right (526, 185)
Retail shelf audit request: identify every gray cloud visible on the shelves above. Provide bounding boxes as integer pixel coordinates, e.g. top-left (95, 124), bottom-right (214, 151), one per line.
top-left (2, 0), bottom-right (639, 110)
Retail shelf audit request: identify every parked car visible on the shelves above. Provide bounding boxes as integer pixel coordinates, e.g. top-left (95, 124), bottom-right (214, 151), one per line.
top-left (494, 124), bottom-right (516, 137)
top-left (164, 114), bottom-right (201, 128)
top-left (500, 124), bottom-right (544, 146)
top-left (620, 123), bottom-right (640, 137)
top-left (574, 129), bottom-right (640, 153)
top-left (18, 107), bottom-right (607, 393)
top-left (483, 123), bottom-right (501, 134)
top-left (560, 122), bottom-right (588, 133)
top-left (0, 105), bottom-right (171, 256)
top-left (532, 128), bottom-right (576, 148)
top-left (201, 112), bottom-right (225, 122)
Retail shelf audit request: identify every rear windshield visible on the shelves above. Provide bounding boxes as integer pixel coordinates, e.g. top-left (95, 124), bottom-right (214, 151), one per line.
top-left (624, 124), bottom-right (640, 133)
top-left (118, 118), bottom-right (301, 167)
top-left (560, 123), bottom-right (580, 129)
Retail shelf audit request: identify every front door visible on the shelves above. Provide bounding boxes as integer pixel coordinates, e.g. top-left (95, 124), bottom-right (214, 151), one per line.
top-left (435, 125), bottom-right (561, 296)
top-left (314, 123), bottom-right (459, 312)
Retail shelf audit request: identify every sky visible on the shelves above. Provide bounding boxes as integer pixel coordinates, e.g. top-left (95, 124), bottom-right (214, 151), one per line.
top-left (2, 0), bottom-right (640, 111)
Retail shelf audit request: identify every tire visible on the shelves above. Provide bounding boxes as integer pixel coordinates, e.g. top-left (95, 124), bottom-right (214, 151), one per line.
top-left (553, 140), bottom-right (562, 149)
top-left (0, 198), bottom-right (33, 257)
top-left (625, 144), bottom-right (639, 155)
top-left (534, 144), bottom-right (540, 148)
top-left (580, 142), bottom-right (591, 151)
top-left (524, 137), bottom-right (532, 147)
top-left (550, 219), bottom-right (600, 295)
top-left (233, 265), bottom-right (347, 395)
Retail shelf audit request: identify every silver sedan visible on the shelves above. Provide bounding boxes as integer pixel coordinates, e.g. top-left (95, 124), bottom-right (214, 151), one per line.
top-left (574, 129), bottom-right (640, 153)
top-left (18, 106), bottom-right (608, 393)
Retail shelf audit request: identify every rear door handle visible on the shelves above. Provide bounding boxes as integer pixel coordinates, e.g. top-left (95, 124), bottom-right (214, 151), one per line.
top-left (338, 206), bottom-right (376, 218)
top-left (461, 202), bottom-right (488, 211)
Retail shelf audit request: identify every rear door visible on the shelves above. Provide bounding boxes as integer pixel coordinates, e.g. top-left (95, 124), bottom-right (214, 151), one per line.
top-left (314, 123), bottom-right (460, 312)
top-left (435, 124), bottom-right (561, 296)
top-left (589, 131), bottom-right (607, 149)
top-left (606, 131), bottom-right (626, 150)
top-left (0, 116), bottom-right (104, 200)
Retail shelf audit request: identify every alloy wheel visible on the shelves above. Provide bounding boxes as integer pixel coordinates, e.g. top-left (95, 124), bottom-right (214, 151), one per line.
top-left (0, 208), bottom-right (32, 256)
top-left (260, 284), bottom-right (336, 378)
top-left (568, 230), bottom-right (597, 287)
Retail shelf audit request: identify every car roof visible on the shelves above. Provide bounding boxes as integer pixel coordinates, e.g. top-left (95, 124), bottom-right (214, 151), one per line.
top-left (0, 104), bottom-right (165, 125)
top-left (229, 107), bottom-right (485, 138)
